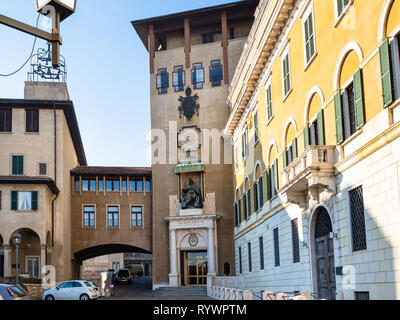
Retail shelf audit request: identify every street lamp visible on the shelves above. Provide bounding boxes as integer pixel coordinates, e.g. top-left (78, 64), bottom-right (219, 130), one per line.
top-left (12, 232), bottom-right (22, 283)
top-left (0, 0), bottom-right (77, 68)
top-left (36, 0), bottom-right (77, 22)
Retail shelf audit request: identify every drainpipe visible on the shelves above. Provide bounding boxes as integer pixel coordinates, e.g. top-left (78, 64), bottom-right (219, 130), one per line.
top-left (51, 101), bottom-right (58, 248)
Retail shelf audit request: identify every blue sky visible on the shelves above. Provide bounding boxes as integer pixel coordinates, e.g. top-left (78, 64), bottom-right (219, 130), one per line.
top-left (0, 0), bottom-right (241, 167)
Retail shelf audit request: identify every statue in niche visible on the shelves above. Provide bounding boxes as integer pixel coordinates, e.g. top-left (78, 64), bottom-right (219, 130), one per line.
top-left (182, 177), bottom-right (203, 209)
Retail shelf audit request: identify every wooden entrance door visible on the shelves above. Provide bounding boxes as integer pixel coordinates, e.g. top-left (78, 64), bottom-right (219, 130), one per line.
top-left (315, 235), bottom-right (336, 300)
top-left (314, 208), bottom-right (336, 300)
top-left (184, 251), bottom-right (208, 286)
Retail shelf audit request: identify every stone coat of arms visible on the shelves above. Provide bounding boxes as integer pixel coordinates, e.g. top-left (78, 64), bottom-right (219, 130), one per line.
top-left (178, 87), bottom-right (200, 121)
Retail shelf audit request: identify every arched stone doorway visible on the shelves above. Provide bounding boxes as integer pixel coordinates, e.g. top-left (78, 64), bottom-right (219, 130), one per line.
top-left (311, 206), bottom-right (336, 300)
top-left (73, 244), bottom-right (151, 280)
top-left (9, 229), bottom-right (42, 279)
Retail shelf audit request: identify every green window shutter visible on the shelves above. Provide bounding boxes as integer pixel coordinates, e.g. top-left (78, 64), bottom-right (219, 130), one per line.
top-left (31, 191), bottom-right (38, 211)
top-left (239, 198), bottom-right (242, 224)
top-left (292, 138), bottom-right (298, 159)
top-left (253, 184), bottom-right (258, 211)
top-left (379, 39), bottom-right (393, 108)
top-left (317, 110), bottom-right (325, 145)
top-left (266, 169), bottom-right (272, 200)
top-left (334, 91), bottom-right (344, 144)
top-left (353, 69), bottom-right (365, 130)
top-left (234, 202), bottom-right (238, 226)
top-left (304, 126), bottom-right (310, 149)
top-left (274, 159), bottom-right (279, 192)
top-left (12, 156), bottom-right (24, 175)
top-left (259, 176), bottom-right (264, 206)
top-left (247, 190), bottom-right (251, 217)
top-left (283, 149), bottom-right (288, 168)
top-left (11, 191), bottom-right (18, 210)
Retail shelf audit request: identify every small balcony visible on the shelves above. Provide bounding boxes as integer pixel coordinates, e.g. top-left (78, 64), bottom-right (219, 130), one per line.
top-left (280, 145), bottom-right (337, 205)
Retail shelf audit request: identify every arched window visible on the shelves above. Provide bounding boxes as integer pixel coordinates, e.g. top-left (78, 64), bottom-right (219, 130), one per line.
top-left (283, 119), bottom-right (298, 168)
top-left (266, 142), bottom-right (279, 200)
top-left (378, 0), bottom-right (400, 108)
top-left (304, 88), bottom-right (325, 148)
top-left (234, 188), bottom-right (242, 227)
top-left (253, 162), bottom-right (263, 212)
top-left (333, 44), bottom-right (365, 144)
top-left (242, 177), bottom-right (251, 220)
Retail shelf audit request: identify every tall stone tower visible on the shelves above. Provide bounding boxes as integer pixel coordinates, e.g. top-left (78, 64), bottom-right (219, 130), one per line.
top-left (132, 1), bottom-right (257, 289)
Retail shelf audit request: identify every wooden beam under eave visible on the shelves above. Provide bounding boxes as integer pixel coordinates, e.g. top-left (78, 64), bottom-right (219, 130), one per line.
top-left (221, 11), bottom-right (229, 85)
top-left (149, 24), bottom-right (155, 74)
top-left (184, 18), bottom-right (191, 69)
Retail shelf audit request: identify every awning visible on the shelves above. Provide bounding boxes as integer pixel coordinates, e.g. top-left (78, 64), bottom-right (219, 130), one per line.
top-left (175, 162), bottom-right (205, 174)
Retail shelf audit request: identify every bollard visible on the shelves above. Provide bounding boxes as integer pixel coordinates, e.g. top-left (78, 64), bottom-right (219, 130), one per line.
top-left (337, 290), bottom-right (344, 300)
top-left (243, 290), bottom-right (253, 300)
top-left (263, 291), bottom-right (275, 300)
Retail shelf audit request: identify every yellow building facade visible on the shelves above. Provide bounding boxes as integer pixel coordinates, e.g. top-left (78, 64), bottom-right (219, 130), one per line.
top-left (225, 0), bottom-right (400, 300)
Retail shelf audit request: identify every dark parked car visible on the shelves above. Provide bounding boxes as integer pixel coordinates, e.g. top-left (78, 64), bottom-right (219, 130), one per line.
top-left (0, 283), bottom-right (31, 300)
top-left (114, 269), bottom-right (131, 285)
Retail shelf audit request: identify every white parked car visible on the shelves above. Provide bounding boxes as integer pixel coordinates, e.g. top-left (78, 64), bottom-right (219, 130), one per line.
top-left (42, 280), bottom-right (100, 300)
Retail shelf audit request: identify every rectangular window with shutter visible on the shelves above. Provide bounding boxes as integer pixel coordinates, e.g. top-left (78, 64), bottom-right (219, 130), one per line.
top-left (156, 68), bottom-right (169, 94)
top-left (303, 9), bottom-right (316, 64)
top-left (173, 66), bottom-right (185, 92)
top-left (26, 109), bottom-right (39, 133)
top-left (266, 83), bottom-right (273, 121)
top-left (254, 110), bottom-right (259, 144)
top-left (282, 53), bottom-right (291, 97)
top-left (253, 183), bottom-right (258, 212)
top-left (192, 63), bottom-right (204, 89)
top-left (39, 163), bottom-right (47, 176)
top-left (11, 191), bottom-right (38, 211)
top-left (12, 155), bottom-right (24, 175)
top-left (336, 0), bottom-right (350, 19)
top-left (274, 228), bottom-right (280, 267)
top-left (0, 109), bottom-right (12, 132)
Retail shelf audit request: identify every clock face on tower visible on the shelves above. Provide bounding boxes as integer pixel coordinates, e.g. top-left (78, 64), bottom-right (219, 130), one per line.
top-left (189, 234), bottom-right (198, 247)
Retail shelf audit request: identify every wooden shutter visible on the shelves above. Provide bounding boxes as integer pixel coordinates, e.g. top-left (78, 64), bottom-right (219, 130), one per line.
top-left (11, 191), bottom-right (18, 210)
top-left (292, 138), bottom-right (298, 159)
top-left (317, 110), bottom-right (325, 145)
top-left (379, 39), bottom-right (393, 108)
top-left (238, 198), bottom-right (242, 224)
top-left (0, 190), bottom-right (2, 210)
top-left (353, 69), bottom-right (365, 130)
top-left (31, 191), bottom-right (38, 211)
top-left (266, 168), bottom-right (272, 200)
top-left (274, 159), bottom-right (279, 192)
top-left (304, 126), bottom-right (310, 149)
top-left (234, 202), bottom-right (238, 227)
top-left (259, 176), bottom-right (264, 206)
top-left (283, 150), bottom-right (288, 168)
top-left (247, 190), bottom-right (251, 218)
top-left (253, 184), bottom-right (258, 211)
top-left (334, 91), bottom-right (344, 144)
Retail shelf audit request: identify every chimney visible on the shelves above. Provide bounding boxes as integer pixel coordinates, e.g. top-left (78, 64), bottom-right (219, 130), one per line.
top-left (24, 81), bottom-right (70, 100)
